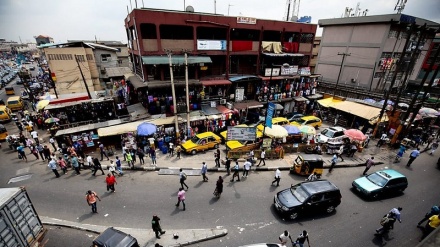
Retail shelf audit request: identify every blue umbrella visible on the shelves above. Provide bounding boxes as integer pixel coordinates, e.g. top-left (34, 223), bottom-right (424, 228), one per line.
top-left (137, 122), bottom-right (157, 136)
top-left (363, 98), bottom-right (376, 103)
top-left (379, 99), bottom-right (394, 106)
top-left (284, 125), bottom-right (300, 135)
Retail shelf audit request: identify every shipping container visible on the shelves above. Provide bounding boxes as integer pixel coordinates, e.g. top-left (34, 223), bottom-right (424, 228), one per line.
top-left (0, 187), bottom-right (46, 247)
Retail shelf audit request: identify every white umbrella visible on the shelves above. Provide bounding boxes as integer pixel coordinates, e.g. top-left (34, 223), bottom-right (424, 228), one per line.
top-left (274, 103), bottom-right (284, 110)
top-left (398, 103), bottom-right (409, 108)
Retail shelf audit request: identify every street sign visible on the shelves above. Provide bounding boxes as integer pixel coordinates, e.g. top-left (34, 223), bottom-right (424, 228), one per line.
top-left (226, 126), bottom-right (257, 141)
top-left (265, 102), bottom-right (275, 128)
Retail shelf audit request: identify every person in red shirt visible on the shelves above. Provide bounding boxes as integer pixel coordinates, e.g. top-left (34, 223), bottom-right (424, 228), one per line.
top-left (105, 173), bottom-right (117, 192)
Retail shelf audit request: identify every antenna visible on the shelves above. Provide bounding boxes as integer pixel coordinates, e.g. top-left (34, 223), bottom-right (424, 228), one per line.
top-left (228, 4), bottom-right (233, 16)
top-left (394, 0), bottom-right (407, 14)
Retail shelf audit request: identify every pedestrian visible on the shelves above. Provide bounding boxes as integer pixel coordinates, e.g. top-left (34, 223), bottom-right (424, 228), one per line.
top-left (98, 142), bottom-right (109, 161)
top-left (175, 188), bottom-right (186, 211)
top-left (279, 230), bottom-right (293, 245)
top-left (214, 176), bottom-right (223, 198)
top-left (71, 154), bottom-right (81, 175)
top-left (377, 133), bottom-right (388, 147)
top-left (108, 160), bottom-right (119, 176)
top-left (30, 129), bottom-right (39, 144)
top-left (201, 162), bottom-right (208, 182)
top-left (257, 149), bottom-right (266, 167)
top-left (36, 143), bottom-right (45, 161)
top-left (376, 207), bottom-right (402, 234)
top-left (137, 147), bottom-right (145, 165)
top-left (329, 154), bottom-right (338, 173)
top-left (86, 155), bottom-right (93, 168)
top-left (49, 136), bottom-right (57, 151)
top-left (406, 148), bottom-right (420, 167)
top-left (47, 158), bottom-right (60, 178)
top-left (225, 158), bottom-right (231, 175)
top-left (150, 148), bottom-right (157, 165)
top-left (243, 159), bottom-right (251, 177)
top-left (395, 145), bottom-right (406, 162)
top-left (176, 145), bottom-right (182, 159)
top-left (169, 142), bottom-right (174, 157)
top-left (429, 141), bottom-right (439, 155)
top-left (362, 157), bottom-right (375, 175)
top-left (417, 205), bottom-right (440, 226)
top-left (420, 214), bottom-right (440, 241)
top-left (294, 230), bottom-right (311, 247)
top-left (43, 145), bottom-right (51, 160)
top-left (92, 157), bottom-right (105, 176)
top-left (334, 114), bottom-right (339, 126)
top-left (30, 145), bottom-right (39, 160)
top-left (126, 151), bottom-right (133, 168)
top-left (337, 145), bottom-right (344, 161)
top-left (249, 150), bottom-right (255, 165)
top-left (105, 173), bottom-right (117, 192)
top-left (17, 145), bottom-right (27, 162)
top-left (151, 215), bottom-right (166, 239)
top-left (271, 168), bottom-right (281, 186)
top-left (426, 134), bottom-right (435, 148)
top-left (348, 143), bottom-right (358, 157)
top-left (85, 190), bottom-right (101, 213)
top-left (214, 148), bottom-right (220, 167)
top-left (115, 156), bottom-right (123, 176)
top-left (364, 132), bottom-right (370, 148)
top-left (230, 161), bottom-right (240, 182)
top-left (57, 156), bottom-right (68, 174)
top-left (179, 169), bottom-right (189, 190)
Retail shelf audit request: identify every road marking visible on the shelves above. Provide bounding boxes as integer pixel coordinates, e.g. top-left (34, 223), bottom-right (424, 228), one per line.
top-left (8, 174), bottom-right (33, 184)
top-left (16, 167), bottom-right (30, 175)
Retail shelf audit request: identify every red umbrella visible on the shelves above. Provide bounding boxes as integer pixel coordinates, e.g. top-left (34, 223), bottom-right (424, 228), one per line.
top-left (344, 129), bottom-right (367, 141)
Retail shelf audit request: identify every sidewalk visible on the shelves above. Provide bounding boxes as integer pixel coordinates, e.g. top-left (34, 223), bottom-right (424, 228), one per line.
top-left (40, 216), bottom-right (227, 247)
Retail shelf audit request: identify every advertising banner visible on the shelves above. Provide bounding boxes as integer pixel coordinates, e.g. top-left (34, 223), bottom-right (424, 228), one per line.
top-left (227, 126), bottom-right (257, 141)
top-left (265, 102), bottom-right (275, 128)
top-left (197, 40), bottom-right (227, 50)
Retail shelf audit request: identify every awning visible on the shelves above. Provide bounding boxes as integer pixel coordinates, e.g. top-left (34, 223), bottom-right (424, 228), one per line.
top-left (293, 96), bottom-right (308, 102)
top-left (329, 101), bottom-right (389, 123)
top-left (55, 119), bottom-right (125, 137)
top-left (142, 56), bottom-right (212, 65)
top-left (201, 105), bottom-right (221, 115)
top-left (234, 100), bottom-right (264, 110)
top-left (317, 97), bottom-right (343, 107)
top-left (201, 79), bottom-right (231, 86)
top-left (216, 105), bottom-right (233, 114)
top-left (306, 93), bottom-right (323, 100)
top-left (97, 117), bottom-right (182, 137)
top-left (126, 103), bottom-right (150, 119)
top-left (147, 79), bottom-right (201, 89)
top-left (105, 67), bottom-right (132, 78)
top-left (258, 76), bottom-right (285, 81)
top-left (127, 75), bottom-right (147, 89)
top-left (45, 98), bottom-right (114, 110)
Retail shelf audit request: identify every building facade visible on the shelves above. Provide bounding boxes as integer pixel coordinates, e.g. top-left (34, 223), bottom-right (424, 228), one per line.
top-left (68, 40), bottom-right (130, 68)
top-left (124, 8), bottom-right (319, 117)
top-left (316, 14), bottom-right (439, 92)
top-left (310, 37), bottom-right (321, 74)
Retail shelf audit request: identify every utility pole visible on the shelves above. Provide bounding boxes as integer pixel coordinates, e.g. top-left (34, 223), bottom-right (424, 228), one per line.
top-left (184, 52), bottom-right (190, 139)
top-left (75, 55), bottom-right (92, 99)
top-left (167, 52), bottom-right (180, 139)
top-left (228, 4), bottom-right (233, 15)
top-left (334, 52), bottom-right (351, 95)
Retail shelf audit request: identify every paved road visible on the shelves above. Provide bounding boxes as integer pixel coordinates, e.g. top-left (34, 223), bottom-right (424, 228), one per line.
top-left (1, 124), bottom-right (439, 247)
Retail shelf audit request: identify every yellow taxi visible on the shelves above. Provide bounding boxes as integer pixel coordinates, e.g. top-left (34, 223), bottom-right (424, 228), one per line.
top-left (290, 116), bottom-right (322, 128)
top-left (0, 105), bottom-right (12, 122)
top-left (271, 117), bottom-right (289, 126)
top-left (6, 96), bottom-right (24, 111)
top-left (181, 132), bottom-right (222, 155)
top-left (0, 124), bottom-right (8, 141)
top-left (220, 124), bottom-right (248, 143)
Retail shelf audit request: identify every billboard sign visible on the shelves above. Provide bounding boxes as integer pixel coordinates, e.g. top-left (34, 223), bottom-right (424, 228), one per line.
top-left (237, 17), bottom-right (257, 25)
top-left (280, 65), bottom-right (298, 76)
top-left (265, 102), bottom-right (275, 128)
top-left (227, 126), bottom-right (257, 141)
top-left (197, 40), bottom-right (227, 51)
top-left (264, 68), bottom-right (280, 77)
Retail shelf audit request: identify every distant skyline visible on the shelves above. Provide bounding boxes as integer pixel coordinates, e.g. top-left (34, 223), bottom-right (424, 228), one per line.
top-left (0, 0), bottom-right (439, 44)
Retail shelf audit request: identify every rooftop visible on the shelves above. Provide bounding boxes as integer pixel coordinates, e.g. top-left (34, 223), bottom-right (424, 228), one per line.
top-left (38, 41), bottom-right (118, 51)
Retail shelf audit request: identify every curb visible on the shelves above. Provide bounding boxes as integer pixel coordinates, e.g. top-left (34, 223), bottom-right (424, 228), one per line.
top-left (42, 220), bottom-right (101, 235)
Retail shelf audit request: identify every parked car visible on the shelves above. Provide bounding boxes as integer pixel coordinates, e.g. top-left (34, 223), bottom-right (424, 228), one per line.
top-left (352, 169), bottom-right (408, 199)
top-left (316, 126), bottom-right (346, 143)
top-left (181, 132), bottom-right (222, 155)
top-left (226, 140), bottom-right (261, 152)
top-left (271, 117), bottom-right (290, 126)
top-left (273, 180), bottom-right (342, 220)
top-left (286, 113), bottom-right (304, 122)
top-left (290, 116), bottom-right (322, 128)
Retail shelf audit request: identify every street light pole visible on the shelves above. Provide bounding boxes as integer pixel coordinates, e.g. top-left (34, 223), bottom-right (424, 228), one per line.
top-left (334, 52), bottom-right (350, 95)
top-left (75, 55), bottom-right (92, 99)
top-left (167, 52), bottom-right (179, 140)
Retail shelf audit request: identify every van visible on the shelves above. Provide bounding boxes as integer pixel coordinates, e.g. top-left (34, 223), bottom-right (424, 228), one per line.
top-left (6, 96), bottom-right (24, 111)
top-left (0, 105), bottom-right (12, 122)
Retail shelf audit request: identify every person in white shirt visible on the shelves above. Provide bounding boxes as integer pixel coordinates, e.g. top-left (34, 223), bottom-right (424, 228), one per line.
top-left (49, 137), bottom-right (57, 151)
top-left (86, 155), bottom-right (93, 168)
top-left (279, 230), bottom-right (293, 245)
top-left (257, 149), bottom-right (266, 166)
top-left (249, 150), bottom-right (255, 165)
top-left (30, 130), bottom-right (39, 143)
top-left (243, 159), bottom-right (252, 177)
top-left (272, 168), bottom-right (281, 186)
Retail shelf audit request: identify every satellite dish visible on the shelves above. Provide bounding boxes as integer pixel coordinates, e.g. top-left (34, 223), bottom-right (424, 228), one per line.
top-left (186, 5), bottom-right (194, 12)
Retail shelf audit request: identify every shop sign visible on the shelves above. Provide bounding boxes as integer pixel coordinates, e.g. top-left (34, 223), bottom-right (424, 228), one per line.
top-left (298, 67), bottom-right (311, 76)
top-left (265, 102), bottom-right (275, 128)
top-left (237, 16), bottom-right (257, 25)
top-left (197, 40), bottom-right (227, 51)
top-left (235, 87), bottom-right (245, 102)
top-left (280, 65), bottom-right (298, 76)
top-left (264, 68), bottom-right (280, 77)
top-left (200, 66), bottom-right (208, 71)
top-left (227, 126), bottom-right (257, 141)
top-left (262, 138), bottom-right (272, 148)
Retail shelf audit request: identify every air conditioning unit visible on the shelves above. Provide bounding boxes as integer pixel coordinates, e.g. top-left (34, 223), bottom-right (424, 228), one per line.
top-left (220, 99), bottom-right (227, 104)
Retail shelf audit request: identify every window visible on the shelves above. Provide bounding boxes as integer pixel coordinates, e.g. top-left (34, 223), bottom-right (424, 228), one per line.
top-left (75, 55), bottom-right (85, 62)
top-left (118, 59), bottom-right (122, 65)
top-left (67, 54), bottom-right (73, 60)
top-left (388, 30), bottom-right (399, 39)
top-left (86, 54), bottom-right (93, 61)
top-left (300, 33), bottom-right (314, 43)
top-left (101, 54), bottom-right (111, 62)
top-left (374, 72), bottom-right (384, 78)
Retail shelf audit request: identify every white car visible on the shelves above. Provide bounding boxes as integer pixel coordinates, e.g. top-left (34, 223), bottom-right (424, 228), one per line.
top-left (316, 126), bottom-right (346, 143)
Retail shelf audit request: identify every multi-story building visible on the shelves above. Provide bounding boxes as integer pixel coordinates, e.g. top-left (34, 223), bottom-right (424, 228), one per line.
top-left (125, 8), bottom-right (319, 117)
top-left (316, 14), bottom-right (439, 92)
top-left (41, 42), bottom-right (119, 95)
top-left (34, 35), bottom-right (54, 46)
top-left (68, 40), bottom-right (130, 67)
top-left (310, 37), bottom-right (321, 74)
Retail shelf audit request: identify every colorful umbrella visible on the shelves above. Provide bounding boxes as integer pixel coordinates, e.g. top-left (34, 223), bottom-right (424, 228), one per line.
top-left (283, 125), bottom-right (300, 135)
top-left (137, 122), bottom-right (157, 136)
top-left (397, 103), bottom-right (409, 108)
top-left (379, 99), bottom-right (394, 106)
top-left (419, 107), bottom-right (439, 117)
top-left (45, 117), bottom-right (60, 123)
top-left (299, 125), bottom-right (316, 135)
top-left (363, 98), bottom-right (376, 103)
top-left (36, 100), bottom-right (50, 110)
top-left (344, 129), bottom-right (367, 141)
